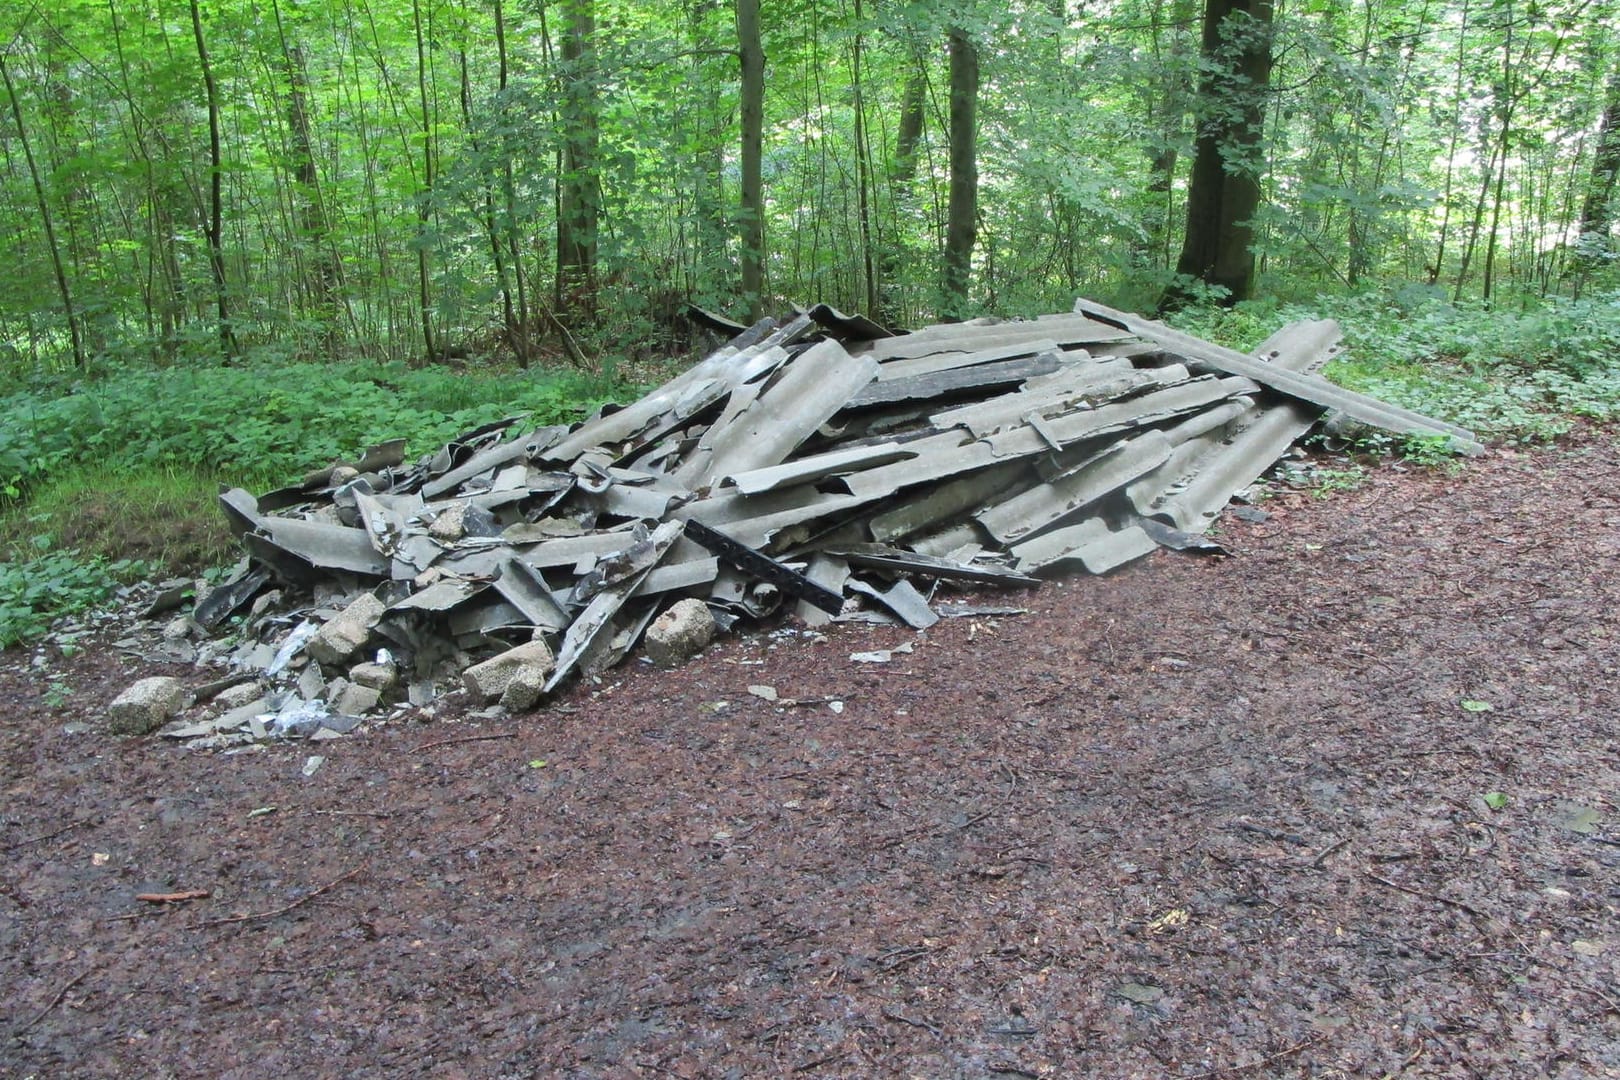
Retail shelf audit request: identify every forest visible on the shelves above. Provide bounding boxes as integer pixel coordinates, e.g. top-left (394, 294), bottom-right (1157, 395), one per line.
top-left (0, 0), bottom-right (1617, 369)
top-left (4, 0), bottom-right (1620, 644)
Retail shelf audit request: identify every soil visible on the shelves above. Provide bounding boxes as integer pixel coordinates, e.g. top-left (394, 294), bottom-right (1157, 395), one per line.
top-left (3, 435), bottom-right (1619, 1079)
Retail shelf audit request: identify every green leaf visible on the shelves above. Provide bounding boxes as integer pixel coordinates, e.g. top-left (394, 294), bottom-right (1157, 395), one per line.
top-left (1461, 699), bottom-right (1493, 712)
top-left (1483, 791), bottom-right (1508, 810)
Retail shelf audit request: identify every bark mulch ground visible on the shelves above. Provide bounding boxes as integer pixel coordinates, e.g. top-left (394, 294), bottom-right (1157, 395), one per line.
top-left (3, 434), bottom-right (1618, 1078)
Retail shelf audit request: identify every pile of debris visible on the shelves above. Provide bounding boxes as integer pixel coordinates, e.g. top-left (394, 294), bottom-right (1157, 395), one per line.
top-left (131, 298), bottom-right (1478, 744)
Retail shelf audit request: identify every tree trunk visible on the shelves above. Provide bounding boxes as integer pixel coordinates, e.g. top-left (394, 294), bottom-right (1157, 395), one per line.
top-left (277, 30), bottom-right (341, 348)
top-left (0, 52), bottom-right (85, 369)
top-left (851, 0), bottom-right (877, 316)
top-left (1160, 0), bottom-right (1275, 312)
top-left (941, 26), bottom-right (978, 320)
top-left (891, 66), bottom-right (926, 186)
top-left (411, 0), bottom-right (438, 362)
top-left (736, 0), bottom-right (765, 320)
top-left (190, 0), bottom-right (236, 356)
top-left (1577, 67), bottom-right (1620, 264)
top-left (557, 0), bottom-right (601, 322)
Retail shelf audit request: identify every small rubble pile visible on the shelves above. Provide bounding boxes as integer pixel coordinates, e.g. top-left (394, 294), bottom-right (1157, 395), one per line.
top-left (139, 298), bottom-right (1479, 744)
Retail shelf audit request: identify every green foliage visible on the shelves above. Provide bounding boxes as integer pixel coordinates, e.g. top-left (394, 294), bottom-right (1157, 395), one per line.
top-left (1169, 289), bottom-right (1620, 449)
top-left (0, 539), bottom-right (148, 650)
top-left (0, 361), bottom-right (626, 503)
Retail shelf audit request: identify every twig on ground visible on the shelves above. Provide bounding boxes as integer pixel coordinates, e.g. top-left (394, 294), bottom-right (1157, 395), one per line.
top-left (135, 889), bottom-right (210, 904)
top-left (192, 867), bottom-right (363, 928)
top-left (1184, 1033), bottom-right (1326, 1078)
top-left (1309, 838), bottom-right (1351, 868)
top-left (881, 1007), bottom-right (942, 1035)
top-left (6, 818), bottom-right (94, 850)
top-left (310, 809), bottom-right (398, 819)
top-left (15, 965), bottom-right (94, 1035)
top-left (407, 731), bottom-right (517, 755)
top-left (792, 1050), bottom-right (847, 1073)
top-left (1364, 870), bottom-right (1486, 918)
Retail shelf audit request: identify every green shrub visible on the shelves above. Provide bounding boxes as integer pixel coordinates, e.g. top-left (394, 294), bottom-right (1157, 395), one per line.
top-left (0, 361), bottom-right (631, 503)
top-left (0, 539), bottom-right (148, 649)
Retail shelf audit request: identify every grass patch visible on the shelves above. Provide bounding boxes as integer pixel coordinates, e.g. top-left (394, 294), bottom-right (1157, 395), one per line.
top-left (0, 465), bottom-right (239, 577)
top-left (0, 358), bottom-right (638, 649)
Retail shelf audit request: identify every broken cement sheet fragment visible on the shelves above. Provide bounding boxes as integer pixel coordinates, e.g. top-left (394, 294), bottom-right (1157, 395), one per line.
top-left (683, 519), bottom-right (844, 615)
top-left (1010, 517), bottom-right (1159, 576)
top-left (849, 578), bottom-right (939, 630)
top-left (1139, 517), bottom-right (1229, 555)
top-left (420, 429), bottom-right (535, 499)
top-left (867, 340), bottom-right (1062, 386)
top-left (826, 543), bottom-right (1039, 587)
top-left (793, 554), bottom-right (851, 627)
top-left (936, 604), bottom-right (1028, 618)
top-left (1142, 398), bottom-right (1321, 534)
top-left (257, 517), bottom-right (390, 577)
top-left (490, 557), bottom-right (570, 631)
top-left (850, 642), bottom-right (914, 663)
top-left (195, 564), bottom-right (272, 630)
top-left (569, 524), bottom-right (675, 605)
top-left (725, 442), bottom-right (916, 497)
top-left (543, 314), bottom-right (811, 464)
top-left (1073, 298), bottom-right (1482, 454)
top-left (390, 577), bottom-right (491, 613)
top-left (545, 520), bottom-right (685, 694)
top-left (976, 431), bottom-right (1173, 545)
top-left (856, 315), bottom-right (1128, 362)
top-left (865, 462), bottom-right (1026, 544)
top-left (673, 338), bottom-right (880, 489)
top-left (164, 694), bottom-right (276, 739)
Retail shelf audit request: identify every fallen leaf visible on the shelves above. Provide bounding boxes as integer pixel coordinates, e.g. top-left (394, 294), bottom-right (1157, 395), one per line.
top-left (747, 685), bottom-right (778, 702)
top-left (1461, 699), bottom-right (1493, 712)
top-left (1483, 791), bottom-right (1509, 811)
top-left (1147, 908), bottom-right (1190, 933)
top-left (1572, 939), bottom-right (1606, 956)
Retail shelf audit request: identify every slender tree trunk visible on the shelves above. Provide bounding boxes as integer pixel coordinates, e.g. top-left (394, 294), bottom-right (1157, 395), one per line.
top-left (0, 52), bottom-right (85, 370)
top-left (1161, 0), bottom-right (1274, 312)
top-left (851, 0), bottom-right (877, 316)
top-left (1576, 67), bottom-right (1620, 276)
top-left (411, 0), bottom-right (438, 362)
top-left (276, 28), bottom-right (340, 348)
top-left (892, 66), bottom-right (926, 185)
top-left (941, 26), bottom-right (978, 320)
top-left (557, 0), bottom-right (601, 322)
top-left (736, 0), bottom-right (765, 320)
top-left (190, 0), bottom-right (236, 356)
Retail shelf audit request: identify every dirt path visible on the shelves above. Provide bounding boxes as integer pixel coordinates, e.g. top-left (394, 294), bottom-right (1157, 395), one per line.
top-left (4, 436), bottom-right (1619, 1078)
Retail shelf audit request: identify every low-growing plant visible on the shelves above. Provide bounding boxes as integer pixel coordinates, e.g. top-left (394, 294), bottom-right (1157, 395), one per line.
top-left (0, 540), bottom-right (150, 650)
top-left (0, 360), bottom-right (634, 506)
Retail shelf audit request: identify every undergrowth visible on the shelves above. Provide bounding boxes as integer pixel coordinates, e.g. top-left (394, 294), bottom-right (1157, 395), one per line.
top-left (0, 359), bottom-right (632, 649)
top-left (1167, 287), bottom-right (1620, 447)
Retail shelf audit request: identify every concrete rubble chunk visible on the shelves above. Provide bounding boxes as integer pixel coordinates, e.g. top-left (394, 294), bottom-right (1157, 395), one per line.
top-left (332, 682), bottom-right (382, 716)
top-left (348, 661), bottom-right (399, 691)
top-left (644, 598), bottom-right (717, 668)
top-left (108, 677), bottom-right (189, 736)
top-left (306, 592), bottom-right (387, 665)
top-left (463, 640), bottom-right (557, 704)
top-left (499, 669), bottom-right (546, 712)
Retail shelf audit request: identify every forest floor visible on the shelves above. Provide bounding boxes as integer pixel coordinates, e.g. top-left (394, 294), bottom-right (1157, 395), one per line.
top-left (3, 432), bottom-right (1619, 1079)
